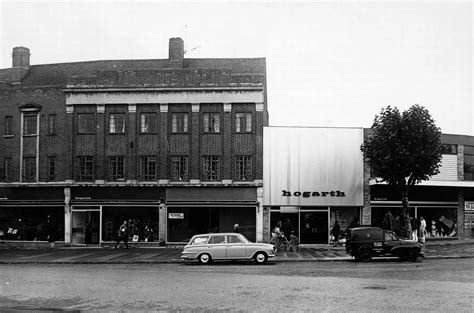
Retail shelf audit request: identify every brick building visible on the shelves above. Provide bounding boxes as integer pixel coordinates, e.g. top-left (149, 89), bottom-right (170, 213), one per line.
top-left (0, 38), bottom-right (268, 246)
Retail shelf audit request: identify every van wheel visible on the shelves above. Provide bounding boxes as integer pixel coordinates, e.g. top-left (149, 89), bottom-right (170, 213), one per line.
top-left (406, 249), bottom-right (418, 262)
top-left (198, 253), bottom-right (212, 264)
top-left (254, 252), bottom-right (268, 264)
top-left (358, 247), bottom-right (372, 262)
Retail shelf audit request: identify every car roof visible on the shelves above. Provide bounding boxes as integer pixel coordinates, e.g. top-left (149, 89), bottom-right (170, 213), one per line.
top-left (192, 233), bottom-right (242, 237)
top-left (351, 227), bottom-right (383, 232)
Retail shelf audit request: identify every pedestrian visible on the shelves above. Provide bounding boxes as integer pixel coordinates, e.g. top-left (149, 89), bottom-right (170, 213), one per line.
top-left (233, 223), bottom-right (240, 233)
top-left (115, 220), bottom-right (129, 249)
top-left (281, 218), bottom-right (293, 239)
top-left (331, 220), bottom-right (340, 247)
top-left (46, 215), bottom-right (57, 249)
top-left (410, 217), bottom-right (419, 242)
top-left (419, 216), bottom-right (426, 244)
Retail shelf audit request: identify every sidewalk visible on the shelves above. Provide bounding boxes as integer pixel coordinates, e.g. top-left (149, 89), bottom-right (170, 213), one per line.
top-left (1, 240), bottom-right (474, 264)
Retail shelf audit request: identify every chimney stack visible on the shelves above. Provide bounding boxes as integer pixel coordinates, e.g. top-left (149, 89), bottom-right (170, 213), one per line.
top-left (168, 37), bottom-right (184, 68)
top-left (11, 46), bottom-right (30, 83)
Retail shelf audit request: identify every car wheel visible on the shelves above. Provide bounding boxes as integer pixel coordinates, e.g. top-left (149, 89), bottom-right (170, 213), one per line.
top-left (198, 253), bottom-right (212, 264)
top-left (254, 252), bottom-right (268, 264)
top-left (406, 249), bottom-right (418, 262)
top-left (358, 247), bottom-right (372, 262)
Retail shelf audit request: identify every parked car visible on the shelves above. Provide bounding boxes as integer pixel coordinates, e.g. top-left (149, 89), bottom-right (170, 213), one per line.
top-left (181, 233), bottom-right (276, 264)
top-left (345, 227), bottom-right (423, 261)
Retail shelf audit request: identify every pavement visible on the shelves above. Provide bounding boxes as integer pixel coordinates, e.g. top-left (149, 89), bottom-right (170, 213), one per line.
top-left (1, 239), bottom-right (474, 264)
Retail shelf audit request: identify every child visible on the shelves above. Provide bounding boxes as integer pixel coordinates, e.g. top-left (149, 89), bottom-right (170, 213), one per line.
top-left (289, 231), bottom-right (299, 252)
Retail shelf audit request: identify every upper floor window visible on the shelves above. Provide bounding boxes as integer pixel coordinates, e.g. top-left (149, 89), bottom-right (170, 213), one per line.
top-left (22, 157), bottom-right (36, 182)
top-left (441, 144), bottom-right (457, 155)
top-left (140, 156), bottom-right (157, 181)
top-left (235, 112), bottom-right (252, 133)
top-left (171, 156), bottom-right (188, 181)
top-left (48, 114), bottom-right (57, 135)
top-left (203, 113), bottom-right (221, 133)
top-left (140, 113), bottom-right (157, 133)
top-left (202, 156), bottom-right (220, 181)
top-left (77, 113), bottom-right (95, 134)
top-left (109, 113), bottom-right (126, 134)
top-left (171, 113), bottom-right (188, 133)
top-left (23, 115), bottom-right (38, 135)
top-left (235, 156), bottom-right (253, 181)
top-left (3, 158), bottom-right (12, 182)
top-left (109, 156), bottom-right (125, 181)
top-left (4, 116), bottom-right (13, 136)
top-left (464, 145), bottom-right (474, 181)
top-left (48, 156), bottom-right (56, 181)
top-left (76, 156), bottom-right (94, 181)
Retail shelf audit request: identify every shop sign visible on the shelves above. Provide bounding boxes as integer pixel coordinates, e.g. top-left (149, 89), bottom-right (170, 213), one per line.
top-left (282, 190), bottom-right (345, 198)
top-left (169, 213), bottom-right (184, 219)
top-left (465, 202), bottom-right (474, 211)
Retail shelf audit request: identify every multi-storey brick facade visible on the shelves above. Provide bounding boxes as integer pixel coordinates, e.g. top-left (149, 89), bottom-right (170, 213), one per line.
top-left (0, 38), bottom-right (268, 246)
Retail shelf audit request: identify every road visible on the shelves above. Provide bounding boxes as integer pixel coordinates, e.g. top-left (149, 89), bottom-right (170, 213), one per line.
top-left (0, 258), bottom-right (473, 312)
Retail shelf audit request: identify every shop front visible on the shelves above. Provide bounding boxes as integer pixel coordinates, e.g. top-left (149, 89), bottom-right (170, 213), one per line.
top-left (263, 127), bottom-right (366, 244)
top-left (166, 187), bottom-right (258, 243)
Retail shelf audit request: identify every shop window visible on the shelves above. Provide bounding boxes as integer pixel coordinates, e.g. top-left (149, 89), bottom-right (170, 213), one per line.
top-left (48, 114), bottom-right (57, 135)
top-left (235, 156), bottom-right (252, 181)
top-left (23, 115), bottom-right (38, 135)
top-left (441, 144), bottom-right (457, 155)
top-left (77, 113), bottom-right (95, 134)
top-left (48, 156), bottom-right (56, 181)
top-left (140, 156), bottom-right (157, 181)
top-left (3, 157), bottom-right (12, 182)
top-left (235, 112), bottom-right (252, 133)
top-left (109, 113), bottom-right (126, 134)
top-left (171, 113), bottom-right (188, 133)
top-left (464, 145), bottom-right (474, 181)
top-left (171, 156), bottom-right (188, 181)
top-left (418, 207), bottom-right (458, 238)
top-left (202, 156), bottom-right (220, 181)
top-left (76, 156), bottom-right (94, 181)
top-left (22, 157), bottom-right (36, 182)
top-left (4, 116), bottom-right (13, 136)
top-left (203, 113), bottom-right (220, 133)
top-left (109, 156), bottom-right (125, 181)
top-left (140, 113), bottom-right (157, 133)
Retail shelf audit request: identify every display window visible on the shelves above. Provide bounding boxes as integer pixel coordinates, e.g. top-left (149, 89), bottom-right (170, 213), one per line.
top-left (371, 206), bottom-right (416, 236)
top-left (418, 207), bottom-right (457, 238)
top-left (0, 206), bottom-right (64, 241)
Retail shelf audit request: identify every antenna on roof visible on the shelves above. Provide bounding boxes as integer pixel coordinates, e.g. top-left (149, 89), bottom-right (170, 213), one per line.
top-left (184, 24), bottom-right (200, 55)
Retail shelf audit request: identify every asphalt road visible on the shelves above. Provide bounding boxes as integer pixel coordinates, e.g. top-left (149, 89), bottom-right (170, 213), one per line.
top-left (0, 258), bottom-right (473, 312)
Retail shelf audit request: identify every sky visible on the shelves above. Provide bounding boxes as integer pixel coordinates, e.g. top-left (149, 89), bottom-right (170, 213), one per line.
top-left (1, 0), bottom-right (472, 135)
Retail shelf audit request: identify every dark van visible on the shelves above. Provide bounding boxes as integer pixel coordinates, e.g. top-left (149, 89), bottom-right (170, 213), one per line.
top-left (345, 227), bottom-right (423, 261)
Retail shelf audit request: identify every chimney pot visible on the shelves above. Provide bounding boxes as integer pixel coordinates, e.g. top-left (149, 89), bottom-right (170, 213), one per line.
top-left (168, 38), bottom-right (184, 68)
top-left (12, 46), bottom-right (30, 68)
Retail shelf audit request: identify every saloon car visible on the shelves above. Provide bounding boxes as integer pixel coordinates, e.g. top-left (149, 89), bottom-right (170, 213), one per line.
top-left (346, 227), bottom-right (423, 262)
top-left (181, 233), bottom-right (276, 264)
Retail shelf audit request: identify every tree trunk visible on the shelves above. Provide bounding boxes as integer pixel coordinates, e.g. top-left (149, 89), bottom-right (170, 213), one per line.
top-left (401, 190), bottom-right (410, 238)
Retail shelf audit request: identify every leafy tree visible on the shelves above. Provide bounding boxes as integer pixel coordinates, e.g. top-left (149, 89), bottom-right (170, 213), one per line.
top-left (361, 105), bottom-right (442, 237)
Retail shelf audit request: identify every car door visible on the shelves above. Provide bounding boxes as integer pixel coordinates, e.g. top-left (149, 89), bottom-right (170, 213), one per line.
top-left (226, 234), bottom-right (247, 259)
top-left (383, 231), bottom-right (399, 255)
top-left (207, 235), bottom-right (227, 260)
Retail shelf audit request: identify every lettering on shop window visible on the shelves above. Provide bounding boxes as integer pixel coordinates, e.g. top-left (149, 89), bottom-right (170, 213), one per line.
top-left (75, 197), bottom-right (92, 200)
top-left (281, 190), bottom-right (345, 197)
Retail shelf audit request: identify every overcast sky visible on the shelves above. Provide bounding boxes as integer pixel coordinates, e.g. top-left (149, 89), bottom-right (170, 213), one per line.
top-left (1, 0), bottom-right (472, 135)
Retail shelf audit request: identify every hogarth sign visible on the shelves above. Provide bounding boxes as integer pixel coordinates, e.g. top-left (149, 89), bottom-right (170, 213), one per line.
top-left (282, 190), bottom-right (346, 198)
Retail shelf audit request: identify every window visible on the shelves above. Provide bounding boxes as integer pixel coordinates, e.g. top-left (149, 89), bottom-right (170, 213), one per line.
top-left (171, 113), bottom-right (188, 133)
top-left (109, 156), bottom-right (125, 180)
top-left (140, 113), bottom-right (157, 133)
top-left (47, 114), bottom-right (57, 135)
top-left (190, 236), bottom-right (209, 245)
top-left (202, 156), bottom-right (220, 181)
top-left (170, 156), bottom-right (188, 181)
top-left (442, 144), bottom-right (457, 155)
top-left (235, 156), bottom-right (252, 181)
top-left (23, 115), bottom-right (38, 135)
top-left (464, 145), bottom-right (474, 181)
top-left (227, 235), bottom-right (243, 244)
top-left (4, 116), bottom-right (13, 136)
top-left (235, 112), bottom-right (252, 133)
top-left (109, 113), bottom-right (126, 133)
top-left (77, 113), bottom-right (95, 134)
top-left (4, 158), bottom-right (12, 182)
top-left (22, 157), bottom-right (36, 182)
top-left (76, 156), bottom-right (94, 181)
top-left (140, 156), bottom-right (157, 181)
top-left (384, 231), bottom-right (397, 241)
top-left (209, 235), bottom-right (226, 244)
top-left (203, 113), bottom-right (221, 133)
top-left (48, 156), bottom-right (56, 181)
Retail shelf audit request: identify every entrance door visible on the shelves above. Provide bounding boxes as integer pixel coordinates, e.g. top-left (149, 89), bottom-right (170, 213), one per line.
top-left (72, 211), bottom-right (100, 245)
top-left (300, 212), bottom-right (328, 244)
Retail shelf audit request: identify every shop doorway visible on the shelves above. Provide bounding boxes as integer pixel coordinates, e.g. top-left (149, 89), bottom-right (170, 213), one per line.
top-left (300, 211), bottom-right (329, 244)
top-left (72, 210), bottom-right (100, 245)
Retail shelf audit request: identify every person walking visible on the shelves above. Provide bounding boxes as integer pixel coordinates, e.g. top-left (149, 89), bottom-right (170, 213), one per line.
top-left (46, 215), bottom-right (57, 249)
top-left (419, 216), bottom-right (426, 244)
top-left (331, 220), bottom-right (341, 247)
top-left (115, 220), bottom-right (129, 249)
top-left (233, 223), bottom-right (240, 233)
top-left (410, 217), bottom-right (419, 242)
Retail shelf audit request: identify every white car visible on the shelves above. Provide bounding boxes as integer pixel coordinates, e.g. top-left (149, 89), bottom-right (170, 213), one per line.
top-left (181, 233), bottom-right (276, 264)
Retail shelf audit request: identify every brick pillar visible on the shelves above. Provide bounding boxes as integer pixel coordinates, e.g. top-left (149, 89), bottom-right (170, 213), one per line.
top-left (362, 158), bottom-right (372, 225)
top-left (127, 104), bottom-right (137, 182)
top-left (256, 186), bottom-right (264, 242)
top-left (255, 103), bottom-right (264, 181)
top-left (458, 145), bottom-right (464, 180)
top-left (159, 104), bottom-right (168, 182)
top-left (65, 105), bottom-right (74, 182)
top-left (458, 189), bottom-right (465, 239)
top-left (222, 103), bottom-right (232, 181)
top-left (95, 104), bottom-right (105, 183)
top-left (263, 206), bottom-right (271, 243)
top-left (190, 104), bottom-right (200, 183)
top-left (159, 203), bottom-right (167, 243)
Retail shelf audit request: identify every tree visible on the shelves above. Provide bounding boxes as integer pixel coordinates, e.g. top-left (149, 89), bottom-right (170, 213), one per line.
top-left (361, 105), bottom-right (442, 237)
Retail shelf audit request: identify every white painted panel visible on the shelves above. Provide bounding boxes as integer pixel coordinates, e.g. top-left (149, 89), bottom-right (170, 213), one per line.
top-left (431, 154), bottom-right (458, 181)
top-left (263, 127), bottom-right (364, 206)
